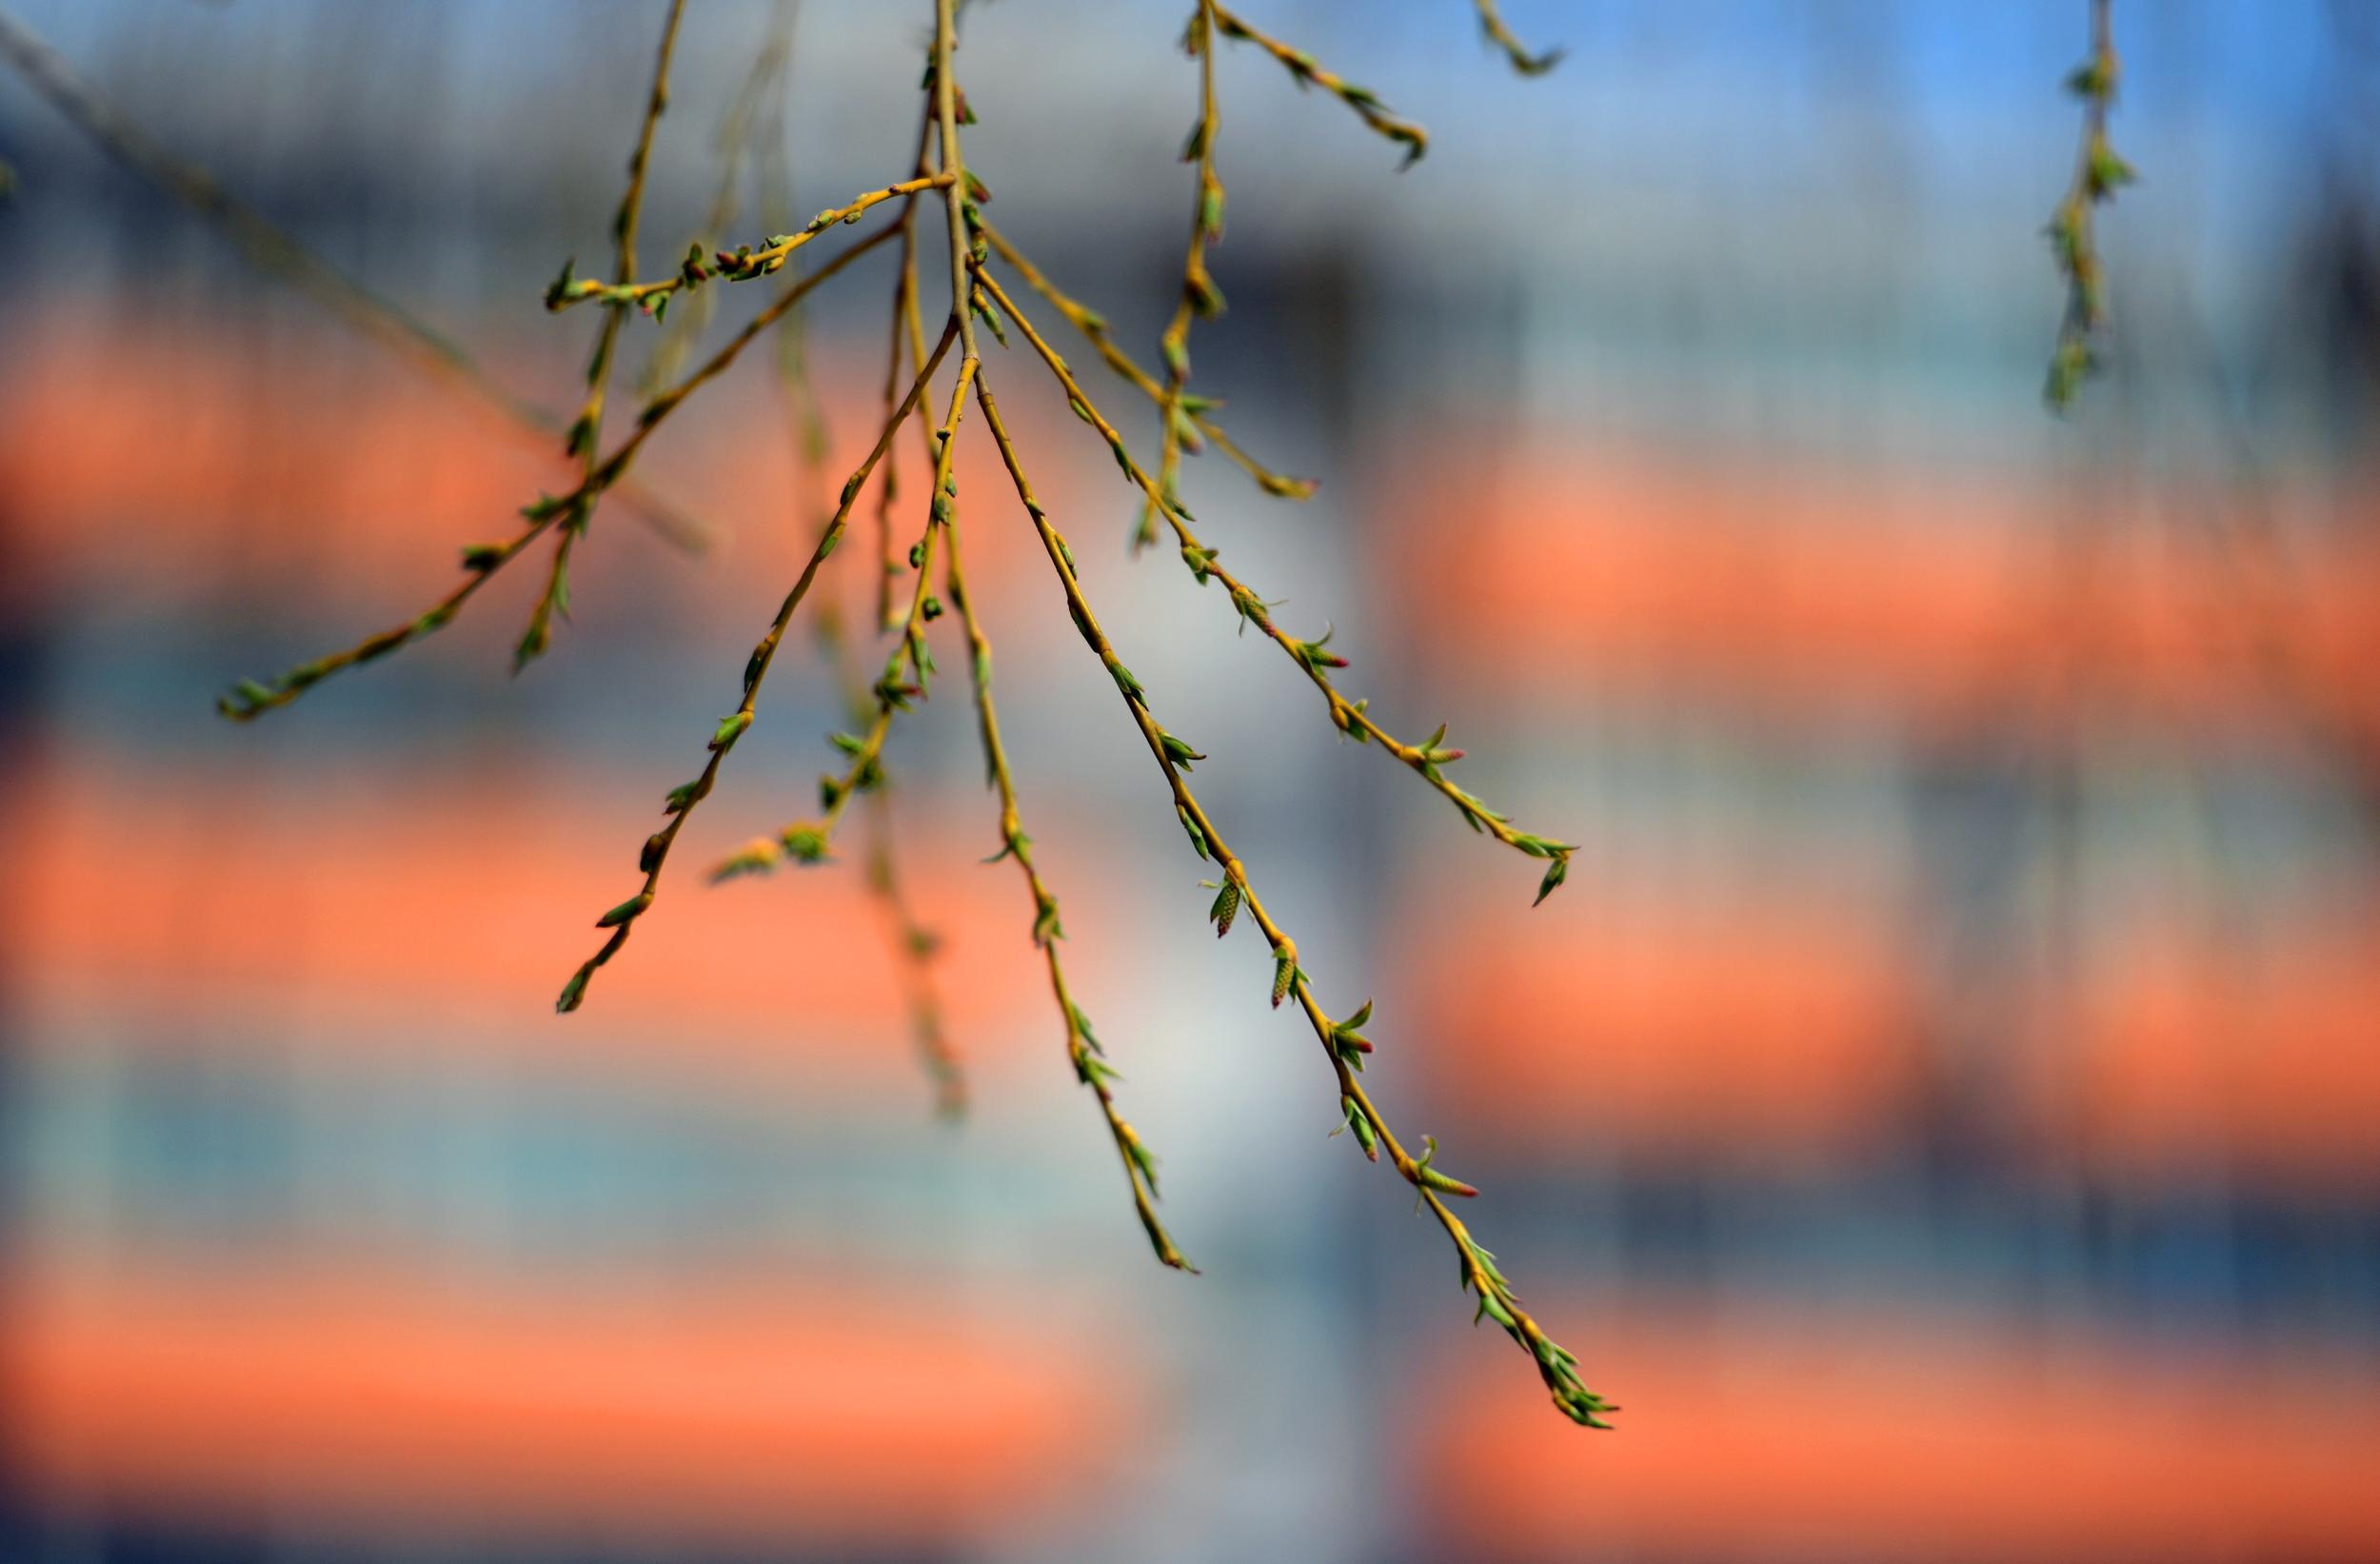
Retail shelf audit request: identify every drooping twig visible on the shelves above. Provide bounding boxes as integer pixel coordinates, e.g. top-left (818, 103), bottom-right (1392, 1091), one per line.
top-left (942, 485), bottom-right (1189, 1264)
top-left (216, 222), bottom-right (902, 722)
top-left (1210, 4), bottom-right (1429, 167)
top-left (814, 598), bottom-right (969, 1119)
top-left (705, 346), bottom-right (977, 878)
top-left (196, 0), bottom-right (1611, 1428)
top-left (556, 317), bottom-right (955, 1012)
top-left (1470, 0), bottom-right (1565, 75)
top-left (2044, 0), bottom-right (2132, 411)
top-left (546, 173), bottom-right (954, 314)
top-left (518, 0), bottom-right (689, 671)
top-left (640, 0), bottom-right (800, 397)
top-left (975, 267), bottom-right (1576, 903)
top-left (713, 0), bottom-right (985, 881)
top-left (869, 97), bottom-right (946, 629)
top-left (975, 370), bottom-right (1611, 1426)
top-left (757, 35), bottom-right (967, 1120)
top-left (1134, 1), bottom-right (1227, 554)
top-left (976, 218), bottom-right (1316, 500)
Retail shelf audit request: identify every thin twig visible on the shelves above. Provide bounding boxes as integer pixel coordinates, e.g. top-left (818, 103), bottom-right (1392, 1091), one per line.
top-left (217, 222), bottom-right (902, 722)
top-left (751, 29), bottom-right (966, 1119)
top-left (518, 0), bottom-right (689, 672)
top-left (814, 599), bottom-right (969, 1119)
top-left (977, 219), bottom-right (1316, 500)
top-left (942, 416), bottom-right (1188, 1265)
top-left (1210, 4), bottom-right (1429, 167)
top-left (871, 98), bottom-right (946, 630)
top-left (975, 266), bottom-right (1576, 902)
top-left (640, 0), bottom-right (800, 397)
top-left (1135, 0), bottom-right (1226, 553)
top-left (547, 173), bottom-right (955, 314)
top-left (2044, 0), bottom-right (2131, 411)
top-left (556, 317), bottom-right (957, 1013)
top-left (1471, 0), bottom-right (1565, 75)
top-left (975, 369), bottom-right (1610, 1425)
top-left (712, 0), bottom-right (984, 879)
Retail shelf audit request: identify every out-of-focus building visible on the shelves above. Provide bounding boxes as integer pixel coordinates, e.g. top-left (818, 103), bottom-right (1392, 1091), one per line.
top-left (2, 2), bottom-right (2375, 1560)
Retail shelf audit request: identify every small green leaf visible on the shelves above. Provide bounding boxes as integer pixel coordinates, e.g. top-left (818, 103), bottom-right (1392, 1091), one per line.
top-left (596, 892), bottom-right (652, 928)
top-left (1533, 853), bottom-right (1569, 907)
top-left (1177, 804), bottom-right (1209, 861)
top-left (1159, 728), bottom-right (1205, 771)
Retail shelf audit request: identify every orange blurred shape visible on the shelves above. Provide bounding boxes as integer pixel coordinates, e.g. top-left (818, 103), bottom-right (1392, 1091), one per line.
top-left (1409, 1300), bottom-right (2380, 1561)
top-left (1404, 899), bottom-right (1919, 1166)
top-left (0, 308), bottom-right (1055, 612)
top-left (3, 748), bottom-right (1072, 1082)
top-left (1409, 888), bottom-right (2380, 1188)
top-left (2074, 921), bottom-right (2380, 1190)
top-left (2, 1261), bottom-right (1129, 1547)
top-left (1387, 439), bottom-right (2380, 742)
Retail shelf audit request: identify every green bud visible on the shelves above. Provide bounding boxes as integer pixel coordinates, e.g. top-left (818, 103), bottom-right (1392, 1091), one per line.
top-left (1208, 876), bottom-right (1240, 938)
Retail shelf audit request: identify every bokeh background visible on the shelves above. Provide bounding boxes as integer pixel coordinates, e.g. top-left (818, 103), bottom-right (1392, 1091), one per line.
top-left (4, 1), bottom-right (2379, 1559)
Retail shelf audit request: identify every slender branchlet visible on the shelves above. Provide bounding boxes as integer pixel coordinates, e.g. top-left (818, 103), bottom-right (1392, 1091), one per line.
top-left (717, 0), bottom-right (985, 892)
top-left (709, 354), bottom-right (977, 880)
top-left (975, 371), bottom-right (1611, 1426)
top-left (1209, 4), bottom-right (1429, 168)
top-left (813, 599), bottom-right (969, 1119)
top-left (546, 173), bottom-right (955, 314)
top-left (1470, 0), bottom-right (1565, 76)
top-left (976, 219), bottom-right (1316, 500)
top-left (640, 0), bottom-right (799, 397)
top-left (975, 267), bottom-right (1577, 903)
top-left (201, 0), bottom-right (1615, 1427)
top-left (871, 99), bottom-right (946, 630)
top-left (2044, 0), bottom-right (2132, 411)
top-left (518, 0), bottom-right (688, 673)
top-left (0, 5), bottom-right (708, 552)
top-left (554, 317), bottom-right (957, 1013)
top-left (1134, 1), bottom-right (1227, 555)
top-left (759, 69), bottom-right (967, 1121)
top-left (215, 221), bottom-right (902, 723)
top-left (943, 437), bottom-right (1191, 1267)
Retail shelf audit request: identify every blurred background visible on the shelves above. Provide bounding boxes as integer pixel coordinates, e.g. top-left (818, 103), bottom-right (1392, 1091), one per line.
top-left (4, 0), bottom-right (2378, 1559)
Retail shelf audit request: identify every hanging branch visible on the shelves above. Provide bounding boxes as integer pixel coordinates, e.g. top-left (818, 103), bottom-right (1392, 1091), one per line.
top-left (517, 0), bottom-right (689, 671)
top-left (2044, 0), bottom-right (2132, 411)
top-left (933, 27), bottom-right (1185, 1257)
top-left (1134, 0), bottom-right (1227, 554)
top-left (546, 174), bottom-right (953, 314)
top-left (811, 598), bottom-right (969, 1119)
top-left (868, 97), bottom-right (947, 630)
top-left (216, 222), bottom-right (901, 722)
top-left (972, 368), bottom-right (1611, 1426)
top-left (640, 0), bottom-right (800, 396)
top-left (554, 317), bottom-right (954, 1013)
top-left (1470, 0), bottom-right (1565, 76)
top-left (1210, 4), bottom-right (1429, 167)
top-left (204, 0), bottom-right (1619, 1427)
top-left (973, 267), bottom-right (1576, 903)
top-left (710, 3), bottom-right (984, 881)
top-left (759, 18), bottom-right (967, 1121)
top-left (976, 218), bottom-right (1316, 500)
